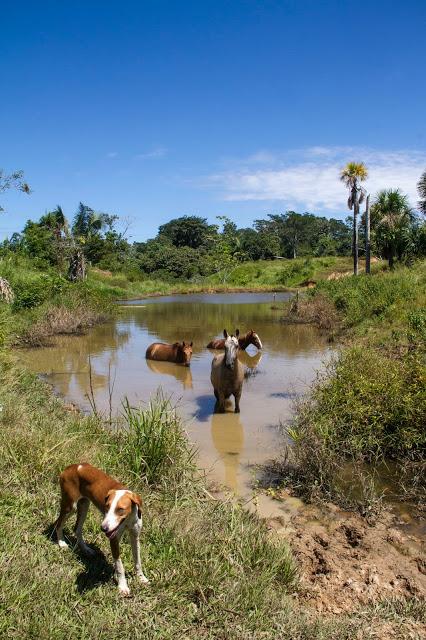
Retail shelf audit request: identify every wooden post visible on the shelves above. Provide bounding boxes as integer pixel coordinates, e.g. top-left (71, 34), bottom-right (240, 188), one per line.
top-left (365, 194), bottom-right (371, 274)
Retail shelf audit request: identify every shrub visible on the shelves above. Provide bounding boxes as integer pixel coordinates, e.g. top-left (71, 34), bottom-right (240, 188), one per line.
top-left (292, 346), bottom-right (426, 463)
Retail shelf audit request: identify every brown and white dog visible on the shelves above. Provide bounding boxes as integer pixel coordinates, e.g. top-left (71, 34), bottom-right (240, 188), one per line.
top-left (55, 463), bottom-right (149, 596)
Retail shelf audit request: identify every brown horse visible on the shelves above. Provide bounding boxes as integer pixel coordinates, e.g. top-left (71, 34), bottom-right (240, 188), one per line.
top-left (145, 341), bottom-right (193, 366)
top-left (211, 330), bottom-right (244, 413)
top-left (206, 329), bottom-right (262, 351)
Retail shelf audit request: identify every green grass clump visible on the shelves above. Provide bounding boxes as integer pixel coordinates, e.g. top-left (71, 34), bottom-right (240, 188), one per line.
top-left (293, 345), bottom-right (425, 461)
top-left (119, 394), bottom-right (197, 488)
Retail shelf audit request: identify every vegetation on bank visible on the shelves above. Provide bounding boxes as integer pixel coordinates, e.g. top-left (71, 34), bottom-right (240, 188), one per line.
top-left (279, 261), bottom-right (426, 508)
top-left (0, 252), bottom-right (361, 346)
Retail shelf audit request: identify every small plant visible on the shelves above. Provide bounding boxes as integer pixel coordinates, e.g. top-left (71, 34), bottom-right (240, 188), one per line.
top-left (119, 392), bottom-right (197, 487)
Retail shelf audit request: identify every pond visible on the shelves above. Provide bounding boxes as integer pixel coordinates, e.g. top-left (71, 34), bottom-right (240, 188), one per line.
top-left (19, 292), bottom-right (331, 506)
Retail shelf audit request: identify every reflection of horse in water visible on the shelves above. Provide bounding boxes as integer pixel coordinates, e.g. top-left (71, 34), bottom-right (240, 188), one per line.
top-left (238, 350), bottom-right (262, 369)
top-left (210, 411), bottom-right (244, 491)
top-left (145, 358), bottom-right (193, 390)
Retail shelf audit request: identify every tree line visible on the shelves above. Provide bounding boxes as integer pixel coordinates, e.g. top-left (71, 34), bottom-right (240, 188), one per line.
top-left (1, 166), bottom-right (426, 281)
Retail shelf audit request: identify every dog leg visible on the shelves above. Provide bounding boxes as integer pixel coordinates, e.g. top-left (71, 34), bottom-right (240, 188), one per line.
top-left (129, 528), bottom-right (149, 585)
top-left (74, 497), bottom-right (95, 556)
top-left (110, 537), bottom-right (130, 596)
top-left (55, 495), bottom-right (75, 549)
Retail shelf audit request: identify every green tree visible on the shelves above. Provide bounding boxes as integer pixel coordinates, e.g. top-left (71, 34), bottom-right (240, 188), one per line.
top-left (158, 215), bottom-right (218, 249)
top-left (340, 162), bottom-right (368, 275)
top-left (371, 189), bottom-right (415, 268)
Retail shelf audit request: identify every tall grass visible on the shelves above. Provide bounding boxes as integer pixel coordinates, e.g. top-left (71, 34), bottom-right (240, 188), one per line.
top-left (276, 261), bottom-right (426, 508)
top-left (119, 393), bottom-right (197, 488)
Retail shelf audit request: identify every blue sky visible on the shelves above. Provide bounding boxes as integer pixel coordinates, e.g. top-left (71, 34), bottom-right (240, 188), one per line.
top-left (1, 0), bottom-right (425, 241)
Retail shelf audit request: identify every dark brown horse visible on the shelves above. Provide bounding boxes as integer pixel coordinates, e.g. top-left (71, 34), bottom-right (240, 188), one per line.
top-left (206, 329), bottom-right (262, 351)
top-left (145, 341), bottom-right (193, 366)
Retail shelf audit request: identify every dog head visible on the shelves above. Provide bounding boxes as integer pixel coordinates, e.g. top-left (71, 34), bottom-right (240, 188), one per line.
top-left (101, 489), bottom-right (142, 540)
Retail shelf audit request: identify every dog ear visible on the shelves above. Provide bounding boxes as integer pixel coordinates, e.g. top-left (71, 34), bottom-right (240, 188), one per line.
top-left (130, 492), bottom-right (142, 518)
top-left (223, 329), bottom-right (228, 338)
top-left (104, 489), bottom-right (114, 505)
top-left (235, 329), bottom-right (240, 337)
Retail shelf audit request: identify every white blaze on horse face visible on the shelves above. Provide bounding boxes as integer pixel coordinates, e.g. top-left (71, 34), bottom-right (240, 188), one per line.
top-left (225, 335), bottom-right (239, 369)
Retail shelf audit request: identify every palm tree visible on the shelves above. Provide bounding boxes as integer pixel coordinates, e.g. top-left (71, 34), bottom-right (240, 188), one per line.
top-left (371, 189), bottom-right (414, 268)
top-left (340, 162), bottom-right (368, 275)
top-left (418, 169), bottom-right (426, 215)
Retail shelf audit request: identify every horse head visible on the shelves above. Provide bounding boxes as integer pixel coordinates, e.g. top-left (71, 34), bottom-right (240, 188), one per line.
top-left (223, 329), bottom-right (239, 370)
top-left (179, 341), bottom-right (193, 366)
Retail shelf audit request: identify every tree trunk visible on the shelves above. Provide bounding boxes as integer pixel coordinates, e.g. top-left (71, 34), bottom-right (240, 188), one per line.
top-left (365, 194), bottom-right (371, 274)
top-left (389, 253), bottom-right (394, 269)
top-left (68, 248), bottom-right (86, 282)
top-left (353, 190), bottom-right (359, 276)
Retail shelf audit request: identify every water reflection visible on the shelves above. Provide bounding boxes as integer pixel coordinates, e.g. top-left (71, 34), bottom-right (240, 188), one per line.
top-left (146, 358), bottom-right (193, 390)
top-left (210, 411), bottom-right (244, 490)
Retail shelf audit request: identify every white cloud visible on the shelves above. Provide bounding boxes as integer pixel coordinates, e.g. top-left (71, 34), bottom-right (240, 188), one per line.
top-left (207, 147), bottom-right (425, 212)
top-left (135, 146), bottom-right (168, 160)
top-left (106, 151), bottom-right (118, 158)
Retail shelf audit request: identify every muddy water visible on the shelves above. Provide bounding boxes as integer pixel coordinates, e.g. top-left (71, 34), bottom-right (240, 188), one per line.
top-left (19, 292), bottom-right (330, 512)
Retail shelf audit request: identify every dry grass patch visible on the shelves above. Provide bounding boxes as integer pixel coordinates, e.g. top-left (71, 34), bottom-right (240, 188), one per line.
top-left (19, 305), bottom-right (107, 346)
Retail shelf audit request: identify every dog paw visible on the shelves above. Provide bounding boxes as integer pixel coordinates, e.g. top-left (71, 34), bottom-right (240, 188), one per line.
top-left (58, 540), bottom-right (69, 550)
top-left (138, 574), bottom-right (150, 585)
top-left (119, 585), bottom-right (131, 597)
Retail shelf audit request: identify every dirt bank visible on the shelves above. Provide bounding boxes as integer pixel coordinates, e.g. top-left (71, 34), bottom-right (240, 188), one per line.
top-left (267, 493), bottom-right (426, 619)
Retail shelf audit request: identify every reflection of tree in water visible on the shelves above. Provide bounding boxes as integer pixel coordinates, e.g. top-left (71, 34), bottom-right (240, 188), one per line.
top-left (146, 358), bottom-right (193, 390)
top-left (132, 302), bottom-right (324, 356)
top-left (24, 324), bottom-right (130, 398)
top-left (210, 411), bottom-right (244, 491)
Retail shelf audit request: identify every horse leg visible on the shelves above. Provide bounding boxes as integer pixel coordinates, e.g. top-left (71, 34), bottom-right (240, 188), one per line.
top-left (216, 391), bottom-right (226, 413)
top-left (234, 389), bottom-right (241, 413)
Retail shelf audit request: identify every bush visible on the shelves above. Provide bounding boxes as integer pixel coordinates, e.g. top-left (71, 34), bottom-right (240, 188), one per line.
top-left (293, 345), bottom-right (426, 462)
top-left (12, 273), bottom-right (68, 310)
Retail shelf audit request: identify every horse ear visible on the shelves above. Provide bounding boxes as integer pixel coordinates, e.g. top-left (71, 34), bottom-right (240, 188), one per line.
top-left (182, 341), bottom-right (186, 347)
top-left (236, 329), bottom-right (240, 337)
top-left (190, 341), bottom-right (193, 347)
top-left (223, 329), bottom-right (228, 338)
